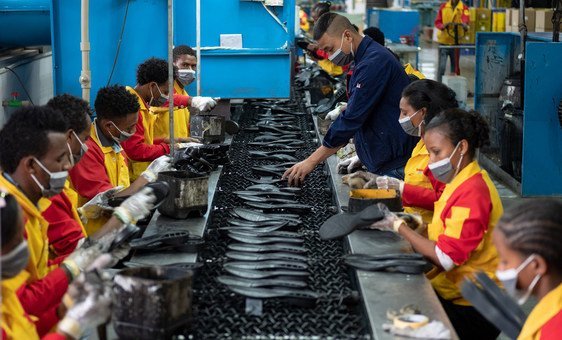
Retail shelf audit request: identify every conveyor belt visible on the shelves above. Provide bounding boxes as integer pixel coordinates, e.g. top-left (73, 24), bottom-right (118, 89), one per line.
top-left (185, 100), bottom-right (370, 339)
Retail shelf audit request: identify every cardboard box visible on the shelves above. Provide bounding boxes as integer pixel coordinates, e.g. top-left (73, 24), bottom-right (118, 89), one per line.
top-left (536, 9), bottom-right (553, 30)
top-left (476, 8), bottom-right (492, 32)
top-left (493, 11), bottom-right (506, 32)
top-left (512, 8), bottom-right (536, 32)
top-left (505, 9), bottom-right (512, 28)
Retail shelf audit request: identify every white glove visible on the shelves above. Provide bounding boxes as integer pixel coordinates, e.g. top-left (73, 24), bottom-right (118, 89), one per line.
top-left (376, 176), bottom-right (405, 192)
top-left (78, 186), bottom-right (124, 220)
top-left (62, 243), bottom-right (104, 280)
top-left (382, 320), bottom-right (451, 339)
top-left (337, 155), bottom-right (362, 174)
top-left (348, 171), bottom-right (379, 189)
top-left (141, 155), bottom-right (173, 182)
top-left (58, 273), bottom-right (112, 339)
top-left (325, 102), bottom-right (347, 120)
top-left (191, 96), bottom-right (217, 112)
top-left (175, 142), bottom-right (204, 149)
top-left (112, 187), bottom-right (156, 225)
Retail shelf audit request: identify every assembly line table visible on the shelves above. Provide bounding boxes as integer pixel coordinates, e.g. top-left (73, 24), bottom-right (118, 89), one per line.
top-left (317, 116), bottom-right (459, 339)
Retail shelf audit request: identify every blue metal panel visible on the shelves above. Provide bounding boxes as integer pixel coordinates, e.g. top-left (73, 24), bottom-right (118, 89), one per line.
top-left (51, 0), bottom-right (294, 102)
top-left (521, 42), bottom-right (562, 196)
top-left (51, 0), bottom-right (167, 102)
top-left (366, 9), bottom-right (420, 45)
top-left (0, 0), bottom-right (51, 47)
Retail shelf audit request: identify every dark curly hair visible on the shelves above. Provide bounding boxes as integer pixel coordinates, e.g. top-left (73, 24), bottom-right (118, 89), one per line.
top-left (0, 106), bottom-right (69, 173)
top-left (312, 2), bottom-right (331, 18)
top-left (136, 57), bottom-right (168, 86)
top-left (497, 198), bottom-right (562, 275)
top-left (173, 45), bottom-right (196, 61)
top-left (425, 108), bottom-right (490, 158)
top-left (363, 27), bottom-right (385, 46)
top-left (1, 193), bottom-right (20, 247)
top-left (46, 94), bottom-right (92, 134)
top-left (402, 79), bottom-right (459, 125)
top-left (94, 85), bottom-right (140, 120)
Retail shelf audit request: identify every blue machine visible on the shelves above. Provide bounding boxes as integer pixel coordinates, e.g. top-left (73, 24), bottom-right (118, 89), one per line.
top-left (0, 0), bottom-right (51, 47)
top-left (50, 0), bottom-right (295, 102)
top-left (365, 8), bottom-right (420, 45)
top-left (475, 32), bottom-right (562, 196)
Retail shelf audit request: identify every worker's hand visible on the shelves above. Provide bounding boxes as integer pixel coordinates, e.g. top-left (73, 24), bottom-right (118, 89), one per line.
top-left (306, 42), bottom-right (319, 52)
top-left (336, 155), bottom-right (362, 174)
top-left (282, 159), bottom-right (317, 186)
top-left (191, 96), bottom-right (217, 112)
top-left (112, 187), bottom-right (157, 225)
top-left (348, 171), bottom-right (379, 189)
top-left (325, 102), bottom-right (347, 120)
top-left (62, 243), bottom-right (104, 280)
top-left (78, 186), bottom-right (124, 221)
top-left (142, 155), bottom-right (173, 182)
top-left (175, 142), bottom-right (204, 150)
top-left (162, 137), bottom-right (201, 144)
top-left (108, 244), bottom-right (131, 266)
top-left (444, 22), bottom-right (453, 30)
top-left (58, 272), bottom-right (112, 339)
top-left (369, 203), bottom-right (402, 233)
top-left (376, 176), bottom-right (405, 192)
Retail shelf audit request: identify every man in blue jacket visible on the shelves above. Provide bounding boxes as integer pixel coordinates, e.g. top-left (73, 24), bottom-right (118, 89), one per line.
top-left (284, 13), bottom-right (418, 186)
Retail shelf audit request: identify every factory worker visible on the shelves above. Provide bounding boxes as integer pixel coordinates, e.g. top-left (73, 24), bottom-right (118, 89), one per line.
top-left (284, 13), bottom-right (417, 185)
top-left (0, 106), bottom-right (131, 328)
top-left (1, 191), bottom-right (113, 339)
top-left (493, 198), bottom-right (562, 340)
top-left (349, 80), bottom-right (458, 225)
top-left (69, 85), bottom-right (172, 235)
top-left (152, 44), bottom-right (216, 141)
top-left (370, 108), bottom-right (502, 339)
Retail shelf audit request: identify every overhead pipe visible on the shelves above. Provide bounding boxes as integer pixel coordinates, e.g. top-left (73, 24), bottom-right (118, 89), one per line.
top-left (168, 0), bottom-right (175, 155)
top-left (79, 0), bottom-right (91, 102)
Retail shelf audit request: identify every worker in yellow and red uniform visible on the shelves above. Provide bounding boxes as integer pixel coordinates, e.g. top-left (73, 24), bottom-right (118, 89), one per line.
top-left (41, 94), bottom-right (92, 259)
top-left (434, 0), bottom-right (469, 79)
top-left (0, 188), bottom-right (156, 339)
top-left (0, 106), bottom-right (114, 331)
top-left (299, 8), bottom-right (310, 32)
top-left (152, 45), bottom-right (216, 142)
top-left (347, 80), bottom-right (458, 225)
top-left (69, 85), bottom-right (172, 235)
top-left (493, 199), bottom-right (562, 340)
top-left (370, 108), bottom-right (502, 339)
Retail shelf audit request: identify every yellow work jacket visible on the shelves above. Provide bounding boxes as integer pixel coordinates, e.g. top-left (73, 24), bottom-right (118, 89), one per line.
top-left (152, 81), bottom-right (191, 140)
top-left (1, 272), bottom-right (40, 340)
top-left (404, 63), bottom-right (426, 80)
top-left (403, 139), bottom-right (433, 224)
top-left (518, 283), bottom-right (562, 340)
top-left (0, 175), bottom-right (51, 281)
top-left (317, 59), bottom-right (343, 76)
top-left (436, 0), bottom-right (469, 45)
top-left (428, 161), bottom-right (502, 305)
top-left (63, 180), bottom-right (86, 236)
top-left (126, 86), bottom-right (156, 181)
top-left (79, 123), bottom-right (130, 235)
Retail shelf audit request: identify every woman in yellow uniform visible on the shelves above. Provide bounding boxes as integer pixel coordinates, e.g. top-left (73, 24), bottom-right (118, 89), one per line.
top-left (493, 198), bottom-right (562, 340)
top-left (350, 79), bottom-right (458, 225)
top-left (371, 108), bottom-right (502, 339)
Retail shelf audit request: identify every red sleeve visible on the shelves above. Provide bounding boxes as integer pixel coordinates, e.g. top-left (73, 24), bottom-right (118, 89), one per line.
top-left (316, 49), bottom-right (329, 59)
top-left (402, 167), bottom-right (446, 211)
top-left (16, 268), bottom-right (69, 318)
top-left (436, 174), bottom-right (492, 265)
top-left (461, 5), bottom-right (470, 24)
top-left (541, 310), bottom-right (562, 340)
top-left (69, 138), bottom-right (114, 201)
top-left (35, 306), bottom-right (60, 337)
top-left (434, 3), bottom-right (446, 30)
top-left (121, 113), bottom-right (170, 162)
top-left (172, 94), bottom-right (190, 107)
top-left (42, 334), bottom-right (67, 340)
top-left (43, 193), bottom-right (85, 258)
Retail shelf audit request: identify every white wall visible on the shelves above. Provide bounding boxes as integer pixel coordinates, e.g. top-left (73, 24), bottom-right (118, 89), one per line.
top-left (0, 53), bottom-right (53, 128)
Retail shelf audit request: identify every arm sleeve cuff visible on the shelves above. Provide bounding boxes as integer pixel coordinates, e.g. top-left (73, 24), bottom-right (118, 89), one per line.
top-left (435, 245), bottom-right (455, 271)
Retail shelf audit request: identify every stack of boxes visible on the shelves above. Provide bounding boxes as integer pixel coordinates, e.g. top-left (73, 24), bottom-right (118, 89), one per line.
top-left (506, 8), bottom-right (559, 33)
top-left (462, 8), bottom-right (493, 44)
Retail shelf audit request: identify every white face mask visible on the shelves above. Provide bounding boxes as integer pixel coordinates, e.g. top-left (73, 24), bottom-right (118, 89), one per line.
top-left (428, 142), bottom-right (463, 183)
top-left (1, 240), bottom-right (29, 279)
top-left (329, 32), bottom-right (354, 66)
top-left (177, 69), bottom-right (196, 87)
top-left (398, 109), bottom-right (423, 136)
top-left (67, 130), bottom-right (89, 166)
top-left (496, 254), bottom-right (542, 305)
top-left (30, 157), bottom-right (68, 198)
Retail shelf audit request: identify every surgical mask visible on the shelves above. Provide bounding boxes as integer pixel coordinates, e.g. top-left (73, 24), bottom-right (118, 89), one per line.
top-left (149, 83), bottom-right (169, 107)
top-left (496, 255), bottom-right (542, 305)
top-left (428, 142), bottom-right (463, 183)
top-left (30, 157), bottom-right (68, 198)
top-left (1, 241), bottom-right (29, 279)
top-left (178, 69), bottom-right (196, 87)
top-left (67, 130), bottom-right (89, 166)
top-left (399, 109), bottom-right (423, 136)
top-left (329, 32), bottom-right (354, 66)
top-left (110, 121), bottom-right (134, 143)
